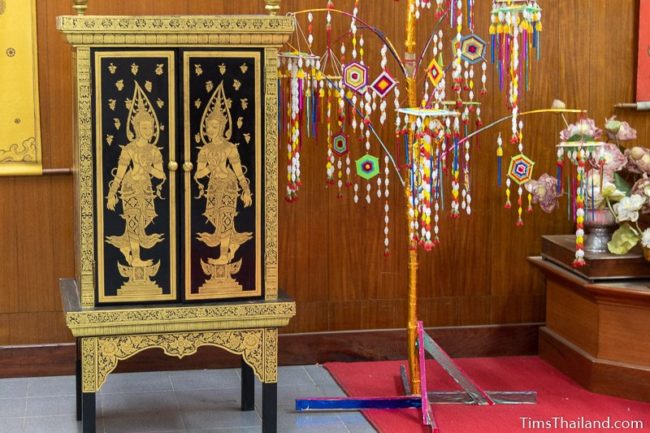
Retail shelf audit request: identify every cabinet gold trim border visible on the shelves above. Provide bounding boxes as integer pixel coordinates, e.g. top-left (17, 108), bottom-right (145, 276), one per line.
top-left (59, 15), bottom-right (294, 305)
top-left (81, 329), bottom-right (279, 393)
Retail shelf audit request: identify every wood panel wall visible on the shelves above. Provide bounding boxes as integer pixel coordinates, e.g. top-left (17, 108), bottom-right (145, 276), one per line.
top-left (0, 0), bottom-right (646, 345)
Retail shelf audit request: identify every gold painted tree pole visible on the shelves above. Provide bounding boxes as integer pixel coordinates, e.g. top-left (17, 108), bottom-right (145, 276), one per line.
top-left (404, 0), bottom-right (421, 395)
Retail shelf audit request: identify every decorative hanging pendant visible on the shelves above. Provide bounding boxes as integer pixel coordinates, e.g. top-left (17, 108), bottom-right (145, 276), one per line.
top-left (343, 62), bottom-right (369, 94)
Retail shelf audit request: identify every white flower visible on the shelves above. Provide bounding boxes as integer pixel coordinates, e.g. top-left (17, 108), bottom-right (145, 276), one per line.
top-left (600, 182), bottom-right (626, 203)
top-left (642, 229), bottom-right (650, 248)
top-left (613, 194), bottom-right (646, 223)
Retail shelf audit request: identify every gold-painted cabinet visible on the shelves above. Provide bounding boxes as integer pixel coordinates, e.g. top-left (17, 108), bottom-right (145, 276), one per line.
top-left (59, 16), bottom-right (293, 306)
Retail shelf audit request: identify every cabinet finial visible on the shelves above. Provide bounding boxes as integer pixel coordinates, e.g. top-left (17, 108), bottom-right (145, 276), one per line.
top-left (73, 0), bottom-right (88, 15)
top-left (264, 0), bottom-right (280, 15)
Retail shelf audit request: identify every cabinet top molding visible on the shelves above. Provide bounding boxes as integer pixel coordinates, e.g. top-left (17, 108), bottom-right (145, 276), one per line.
top-left (70, 0), bottom-right (282, 16)
top-left (57, 15), bottom-right (295, 43)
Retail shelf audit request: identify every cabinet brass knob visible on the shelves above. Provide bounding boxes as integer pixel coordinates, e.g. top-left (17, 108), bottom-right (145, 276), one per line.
top-left (183, 162), bottom-right (194, 172)
top-left (168, 161), bottom-right (178, 172)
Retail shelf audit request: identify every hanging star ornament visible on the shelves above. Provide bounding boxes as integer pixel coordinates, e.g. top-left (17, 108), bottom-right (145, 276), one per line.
top-left (508, 154), bottom-right (535, 185)
top-left (333, 134), bottom-right (348, 156)
top-left (426, 58), bottom-right (444, 87)
top-left (356, 155), bottom-right (380, 180)
top-left (343, 62), bottom-right (369, 93)
top-left (370, 70), bottom-right (397, 98)
top-left (460, 34), bottom-right (487, 64)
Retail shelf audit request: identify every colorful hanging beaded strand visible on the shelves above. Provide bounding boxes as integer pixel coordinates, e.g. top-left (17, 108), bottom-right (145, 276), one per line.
top-left (423, 120), bottom-right (434, 249)
top-left (364, 91), bottom-right (373, 204)
top-left (307, 11), bottom-right (314, 51)
top-left (408, 116), bottom-right (418, 244)
top-left (574, 145), bottom-right (586, 267)
top-left (556, 145), bottom-right (564, 194)
top-left (287, 59), bottom-right (301, 201)
top-left (326, 84), bottom-right (335, 186)
top-left (496, 132), bottom-right (503, 187)
top-left (463, 113), bottom-right (472, 216)
top-left (451, 115), bottom-right (461, 218)
top-left (384, 152), bottom-right (391, 255)
top-left (437, 30), bottom-right (445, 103)
top-left (433, 129), bottom-right (442, 244)
top-left (452, 0), bottom-right (464, 105)
top-left (516, 122), bottom-right (525, 227)
top-left (460, 107), bottom-right (469, 214)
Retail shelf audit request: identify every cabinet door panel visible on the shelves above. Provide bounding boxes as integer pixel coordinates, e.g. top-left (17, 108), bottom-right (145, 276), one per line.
top-left (182, 50), bottom-right (263, 301)
top-left (93, 50), bottom-right (178, 304)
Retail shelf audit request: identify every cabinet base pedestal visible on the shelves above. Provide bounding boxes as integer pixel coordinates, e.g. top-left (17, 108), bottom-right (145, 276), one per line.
top-left (61, 279), bottom-right (295, 433)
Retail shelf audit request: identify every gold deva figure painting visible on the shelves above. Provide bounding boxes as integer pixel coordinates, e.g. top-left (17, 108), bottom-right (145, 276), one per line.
top-left (195, 81), bottom-right (252, 293)
top-left (107, 81), bottom-right (166, 296)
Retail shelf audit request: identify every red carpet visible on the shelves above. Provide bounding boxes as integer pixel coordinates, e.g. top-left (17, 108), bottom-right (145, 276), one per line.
top-left (325, 357), bottom-right (650, 433)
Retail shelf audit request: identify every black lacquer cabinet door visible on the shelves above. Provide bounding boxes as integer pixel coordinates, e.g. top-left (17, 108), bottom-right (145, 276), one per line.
top-left (92, 48), bottom-right (264, 305)
top-left (182, 50), bottom-right (263, 301)
top-left (93, 50), bottom-right (178, 304)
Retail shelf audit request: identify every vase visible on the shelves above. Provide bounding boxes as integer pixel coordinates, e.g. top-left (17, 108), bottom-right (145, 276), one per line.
top-left (583, 209), bottom-right (617, 254)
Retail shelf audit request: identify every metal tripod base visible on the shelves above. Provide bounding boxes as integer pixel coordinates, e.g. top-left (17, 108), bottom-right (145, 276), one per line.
top-left (296, 322), bottom-right (536, 433)
top-left (426, 391), bottom-right (537, 405)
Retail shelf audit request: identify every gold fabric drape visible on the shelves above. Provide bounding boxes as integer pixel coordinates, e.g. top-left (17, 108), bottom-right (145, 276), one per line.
top-left (0, 0), bottom-right (42, 176)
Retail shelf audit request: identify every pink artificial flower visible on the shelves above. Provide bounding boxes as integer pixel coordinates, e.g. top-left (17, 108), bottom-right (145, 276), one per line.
top-left (591, 143), bottom-right (627, 177)
top-left (560, 118), bottom-right (603, 142)
top-left (625, 147), bottom-right (650, 175)
top-left (605, 116), bottom-right (637, 142)
top-left (617, 121), bottom-right (637, 141)
top-left (525, 173), bottom-right (559, 213)
top-left (631, 176), bottom-right (650, 214)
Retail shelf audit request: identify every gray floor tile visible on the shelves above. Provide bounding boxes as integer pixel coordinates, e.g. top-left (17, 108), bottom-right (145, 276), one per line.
top-left (175, 388), bottom-right (242, 411)
top-left (103, 411), bottom-right (185, 433)
top-left (278, 385), bottom-right (325, 408)
top-left (338, 412), bottom-right (377, 432)
top-left (25, 395), bottom-right (76, 417)
top-left (252, 384), bottom-right (324, 414)
top-left (181, 409), bottom-right (261, 430)
top-left (7, 365), bottom-right (375, 433)
top-left (0, 418), bottom-right (24, 433)
top-left (23, 415), bottom-right (82, 433)
top-left (170, 368), bottom-right (240, 392)
top-left (0, 378), bottom-right (28, 399)
top-left (101, 402), bottom-right (185, 433)
top-left (277, 366), bottom-right (315, 387)
top-left (304, 365), bottom-right (338, 386)
top-left (0, 397), bottom-right (26, 418)
top-left (177, 389), bottom-right (261, 430)
top-left (277, 409), bottom-right (351, 433)
top-left (26, 376), bottom-right (75, 397)
top-left (100, 390), bottom-right (183, 432)
top-left (101, 372), bottom-right (173, 394)
top-left (100, 390), bottom-right (180, 415)
top-left (187, 429), bottom-right (260, 433)
top-left (316, 383), bottom-right (347, 398)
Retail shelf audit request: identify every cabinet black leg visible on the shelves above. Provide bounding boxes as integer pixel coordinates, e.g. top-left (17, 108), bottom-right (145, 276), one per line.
top-left (262, 382), bottom-right (277, 433)
top-left (241, 358), bottom-right (255, 411)
top-left (82, 392), bottom-right (96, 433)
top-left (75, 339), bottom-right (81, 421)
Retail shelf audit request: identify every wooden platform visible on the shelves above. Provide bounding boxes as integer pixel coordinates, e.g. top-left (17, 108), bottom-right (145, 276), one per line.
top-left (530, 257), bottom-right (650, 402)
top-left (541, 235), bottom-right (650, 281)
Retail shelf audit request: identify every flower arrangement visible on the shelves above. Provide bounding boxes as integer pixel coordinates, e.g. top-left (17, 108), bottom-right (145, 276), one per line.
top-left (525, 115), bottom-right (646, 263)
